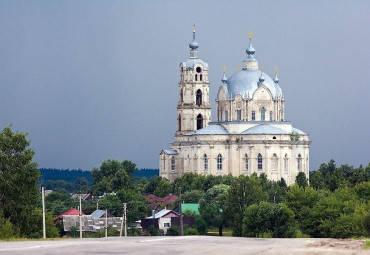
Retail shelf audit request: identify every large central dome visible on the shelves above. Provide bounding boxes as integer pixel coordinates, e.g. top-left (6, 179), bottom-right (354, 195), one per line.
top-left (226, 69), bottom-right (282, 99)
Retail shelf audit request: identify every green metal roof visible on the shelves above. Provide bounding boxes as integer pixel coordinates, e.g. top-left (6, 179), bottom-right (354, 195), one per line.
top-left (181, 203), bottom-right (199, 215)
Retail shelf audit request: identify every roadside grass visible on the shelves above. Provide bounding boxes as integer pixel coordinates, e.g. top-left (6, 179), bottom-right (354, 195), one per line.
top-left (364, 240), bottom-right (370, 249)
top-left (207, 228), bottom-right (233, 237)
top-left (0, 237), bottom-right (63, 242)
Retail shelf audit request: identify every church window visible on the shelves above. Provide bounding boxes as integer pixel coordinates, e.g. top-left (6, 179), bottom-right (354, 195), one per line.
top-left (272, 154), bottom-right (278, 171)
top-left (171, 156), bottom-right (175, 171)
top-left (217, 154), bottom-right (222, 170)
top-left (270, 111), bottom-right (273, 121)
top-left (196, 67), bottom-right (202, 73)
top-left (180, 89), bottom-right (183, 102)
top-left (245, 154), bottom-right (249, 171)
top-left (195, 74), bottom-right (198, 81)
top-left (196, 89), bottom-right (202, 106)
top-left (204, 154), bottom-right (208, 171)
top-left (225, 111), bottom-right (229, 121)
top-left (297, 154), bottom-right (302, 171)
top-left (200, 74), bottom-right (203, 81)
top-left (220, 108), bottom-right (223, 121)
top-left (257, 153), bottom-right (262, 170)
top-left (273, 136), bottom-right (276, 139)
top-left (284, 154), bottom-right (288, 171)
top-left (237, 110), bottom-right (241, 121)
top-left (252, 111), bottom-right (255, 120)
top-left (261, 107), bottom-right (265, 121)
top-left (197, 114), bottom-right (203, 130)
top-left (178, 114), bottom-right (181, 131)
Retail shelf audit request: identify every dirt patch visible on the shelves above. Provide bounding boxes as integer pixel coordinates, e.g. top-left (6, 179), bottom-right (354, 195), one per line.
top-left (307, 239), bottom-right (365, 250)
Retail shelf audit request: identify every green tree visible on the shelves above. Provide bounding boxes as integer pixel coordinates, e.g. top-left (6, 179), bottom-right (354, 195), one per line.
top-left (199, 184), bottom-right (230, 236)
top-left (295, 172), bottom-right (308, 189)
top-left (154, 178), bottom-right (172, 197)
top-left (91, 159), bottom-right (135, 195)
top-left (242, 202), bottom-right (295, 237)
top-left (226, 175), bottom-right (268, 236)
top-left (0, 126), bottom-right (40, 237)
top-left (116, 189), bottom-right (150, 223)
top-left (354, 181), bottom-right (370, 201)
top-left (364, 212), bottom-right (370, 237)
top-left (98, 195), bottom-right (123, 217)
top-left (329, 168), bottom-right (347, 191)
top-left (285, 184), bottom-right (321, 235)
top-left (310, 171), bottom-right (325, 190)
top-left (45, 191), bottom-right (74, 216)
top-left (178, 190), bottom-right (204, 203)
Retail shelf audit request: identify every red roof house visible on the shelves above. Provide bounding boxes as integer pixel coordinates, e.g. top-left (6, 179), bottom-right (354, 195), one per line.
top-left (144, 194), bottom-right (178, 209)
top-left (54, 208), bottom-right (85, 224)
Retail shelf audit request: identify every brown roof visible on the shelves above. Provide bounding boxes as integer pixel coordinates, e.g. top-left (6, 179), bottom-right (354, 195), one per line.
top-left (144, 193), bottom-right (178, 208)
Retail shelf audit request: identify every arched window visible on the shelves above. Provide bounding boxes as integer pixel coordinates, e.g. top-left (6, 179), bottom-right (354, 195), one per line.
top-left (204, 154), bottom-right (208, 171)
top-left (297, 154), bottom-right (302, 171)
top-left (257, 153), bottom-right (263, 170)
top-left (200, 74), bottom-right (203, 81)
top-left (225, 111), bottom-right (229, 121)
top-left (284, 154), bottom-right (288, 171)
top-left (217, 154), bottom-right (222, 170)
top-left (197, 114), bottom-right (203, 130)
top-left (196, 89), bottom-right (202, 106)
top-left (261, 107), bottom-right (265, 121)
top-left (270, 111), bottom-right (273, 121)
top-left (245, 154), bottom-right (249, 171)
top-left (195, 74), bottom-right (198, 81)
top-left (252, 111), bottom-right (255, 120)
top-left (178, 114), bottom-right (181, 131)
top-left (272, 154), bottom-right (278, 171)
top-left (180, 88), bottom-right (183, 102)
top-left (237, 110), bottom-right (241, 121)
top-left (171, 156), bottom-right (175, 171)
top-left (220, 108), bottom-right (223, 121)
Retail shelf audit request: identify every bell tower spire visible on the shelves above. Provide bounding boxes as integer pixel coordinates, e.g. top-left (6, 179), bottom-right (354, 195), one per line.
top-left (176, 25), bottom-right (211, 137)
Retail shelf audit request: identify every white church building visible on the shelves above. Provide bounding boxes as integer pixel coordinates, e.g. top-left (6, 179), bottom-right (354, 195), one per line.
top-left (160, 28), bottom-right (311, 185)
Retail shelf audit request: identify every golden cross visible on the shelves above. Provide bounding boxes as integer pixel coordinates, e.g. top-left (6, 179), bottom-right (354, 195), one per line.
top-left (193, 23), bottom-right (196, 33)
top-left (260, 65), bottom-right (264, 72)
top-left (249, 31), bottom-right (253, 40)
top-left (223, 66), bottom-right (226, 72)
top-left (274, 66), bottom-right (278, 74)
top-left (236, 67), bottom-right (240, 71)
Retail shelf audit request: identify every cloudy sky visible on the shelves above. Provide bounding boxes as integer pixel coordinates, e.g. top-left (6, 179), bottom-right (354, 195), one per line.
top-left (0, 1), bottom-right (369, 171)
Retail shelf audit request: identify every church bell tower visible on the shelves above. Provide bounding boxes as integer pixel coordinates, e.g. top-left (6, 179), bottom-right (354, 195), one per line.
top-left (176, 25), bottom-right (211, 137)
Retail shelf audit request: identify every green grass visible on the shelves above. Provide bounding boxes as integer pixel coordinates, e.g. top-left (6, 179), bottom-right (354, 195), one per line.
top-left (364, 240), bottom-right (370, 249)
top-left (0, 237), bottom-right (64, 242)
top-left (207, 228), bottom-right (233, 237)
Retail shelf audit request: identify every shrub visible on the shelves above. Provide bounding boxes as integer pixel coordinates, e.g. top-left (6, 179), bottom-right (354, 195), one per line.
top-left (166, 225), bottom-right (179, 236)
top-left (146, 225), bottom-right (160, 236)
top-left (128, 228), bottom-right (141, 236)
top-left (184, 227), bottom-right (198, 235)
top-left (364, 213), bottom-right (370, 237)
top-left (0, 219), bottom-right (17, 239)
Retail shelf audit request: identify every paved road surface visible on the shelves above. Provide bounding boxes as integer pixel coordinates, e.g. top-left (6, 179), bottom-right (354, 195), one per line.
top-left (0, 236), bottom-right (368, 255)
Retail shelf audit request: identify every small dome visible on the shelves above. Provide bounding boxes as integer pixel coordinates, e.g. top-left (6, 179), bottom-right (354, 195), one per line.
top-left (226, 69), bottom-right (282, 99)
top-left (189, 40), bottom-right (199, 50)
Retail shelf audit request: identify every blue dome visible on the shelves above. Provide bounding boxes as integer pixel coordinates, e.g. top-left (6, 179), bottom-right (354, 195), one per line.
top-left (226, 69), bottom-right (282, 99)
top-left (189, 40), bottom-right (199, 50)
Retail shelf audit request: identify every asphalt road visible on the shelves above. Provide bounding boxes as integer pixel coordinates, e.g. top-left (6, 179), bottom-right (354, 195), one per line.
top-left (0, 236), bottom-right (368, 255)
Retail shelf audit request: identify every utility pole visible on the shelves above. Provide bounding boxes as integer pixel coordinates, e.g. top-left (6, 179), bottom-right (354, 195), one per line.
top-left (179, 187), bottom-right (183, 236)
top-left (79, 194), bottom-right (82, 239)
top-left (124, 203), bottom-right (127, 237)
top-left (120, 203), bottom-right (127, 237)
top-left (105, 209), bottom-right (108, 238)
top-left (42, 187), bottom-right (46, 239)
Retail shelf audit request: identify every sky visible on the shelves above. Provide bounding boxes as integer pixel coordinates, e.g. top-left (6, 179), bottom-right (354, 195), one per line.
top-left (0, 1), bottom-right (369, 171)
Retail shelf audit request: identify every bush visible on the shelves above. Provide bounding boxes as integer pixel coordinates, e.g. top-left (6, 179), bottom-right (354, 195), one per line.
top-left (146, 225), bottom-right (160, 236)
top-left (70, 226), bottom-right (78, 238)
top-left (0, 219), bottom-right (18, 239)
top-left (128, 228), bottom-right (141, 236)
top-left (166, 225), bottom-right (179, 236)
top-left (364, 213), bottom-right (370, 237)
top-left (108, 227), bottom-right (120, 236)
top-left (184, 227), bottom-right (198, 235)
